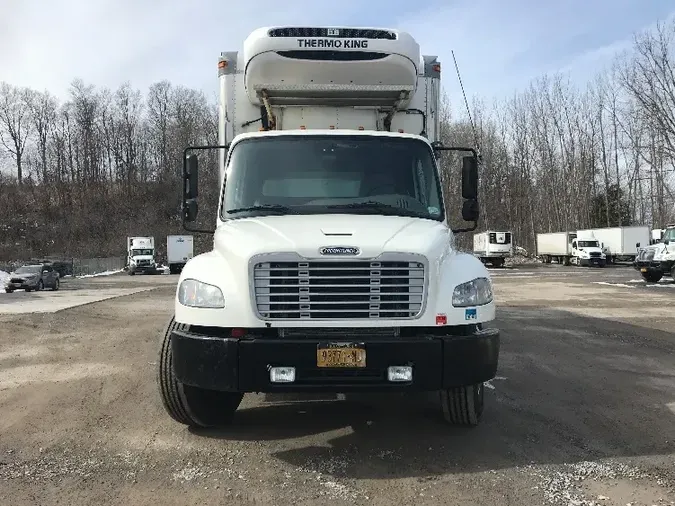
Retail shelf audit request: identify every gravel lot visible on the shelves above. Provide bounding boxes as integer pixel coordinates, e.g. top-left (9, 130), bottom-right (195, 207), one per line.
top-left (0, 265), bottom-right (674, 506)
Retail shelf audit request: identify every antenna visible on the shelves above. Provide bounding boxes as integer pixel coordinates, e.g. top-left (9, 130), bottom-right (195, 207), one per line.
top-left (451, 50), bottom-right (481, 160)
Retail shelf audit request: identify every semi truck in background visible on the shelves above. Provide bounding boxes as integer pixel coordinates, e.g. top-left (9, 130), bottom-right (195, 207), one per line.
top-left (157, 26), bottom-right (500, 429)
top-left (167, 235), bottom-right (194, 274)
top-left (473, 231), bottom-right (512, 267)
top-left (570, 231), bottom-right (606, 267)
top-left (126, 236), bottom-right (158, 275)
top-left (536, 231), bottom-right (607, 267)
top-left (577, 226), bottom-right (649, 263)
top-left (634, 224), bottom-right (675, 282)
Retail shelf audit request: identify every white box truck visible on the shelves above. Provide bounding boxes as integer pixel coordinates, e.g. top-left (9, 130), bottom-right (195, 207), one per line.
top-left (634, 224), bottom-right (675, 282)
top-left (473, 231), bottom-right (512, 267)
top-left (577, 226), bottom-right (649, 263)
top-left (127, 236), bottom-right (157, 275)
top-left (537, 231), bottom-right (606, 267)
top-left (167, 235), bottom-right (194, 274)
top-left (157, 26), bottom-right (499, 428)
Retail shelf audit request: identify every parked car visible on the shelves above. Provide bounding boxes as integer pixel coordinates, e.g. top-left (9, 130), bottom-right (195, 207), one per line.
top-left (4, 263), bottom-right (60, 293)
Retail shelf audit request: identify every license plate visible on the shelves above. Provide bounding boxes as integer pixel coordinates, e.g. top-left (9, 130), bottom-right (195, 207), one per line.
top-left (640, 267), bottom-right (647, 272)
top-left (316, 343), bottom-right (366, 368)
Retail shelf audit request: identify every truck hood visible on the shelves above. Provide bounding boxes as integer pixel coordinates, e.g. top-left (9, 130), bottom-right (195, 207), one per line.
top-left (213, 214), bottom-right (452, 261)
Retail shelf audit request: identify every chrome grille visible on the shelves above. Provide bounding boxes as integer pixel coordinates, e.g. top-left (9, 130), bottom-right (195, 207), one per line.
top-left (252, 256), bottom-right (426, 320)
top-left (589, 252), bottom-right (601, 258)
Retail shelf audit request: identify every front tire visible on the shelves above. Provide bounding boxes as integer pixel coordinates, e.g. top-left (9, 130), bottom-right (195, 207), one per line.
top-left (641, 271), bottom-right (663, 283)
top-left (157, 318), bottom-right (243, 428)
top-left (439, 382), bottom-right (485, 426)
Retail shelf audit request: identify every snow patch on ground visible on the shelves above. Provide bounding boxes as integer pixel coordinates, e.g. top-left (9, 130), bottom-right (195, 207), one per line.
top-left (0, 270), bottom-right (9, 294)
top-left (77, 269), bottom-right (124, 279)
top-left (592, 281), bottom-right (634, 288)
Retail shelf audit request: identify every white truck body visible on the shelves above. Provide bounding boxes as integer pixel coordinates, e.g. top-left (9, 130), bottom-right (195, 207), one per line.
top-left (217, 27), bottom-right (441, 176)
top-left (577, 226), bottom-right (649, 262)
top-left (167, 235), bottom-right (194, 274)
top-left (536, 232), bottom-right (575, 257)
top-left (127, 236), bottom-right (157, 275)
top-left (473, 231), bottom-right (512, 267)
top-left (159, 26), bottom-right (499, 428)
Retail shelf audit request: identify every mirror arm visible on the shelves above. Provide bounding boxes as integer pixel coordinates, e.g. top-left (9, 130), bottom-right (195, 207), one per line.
top-left (451, 221), bottom-right (478, 234)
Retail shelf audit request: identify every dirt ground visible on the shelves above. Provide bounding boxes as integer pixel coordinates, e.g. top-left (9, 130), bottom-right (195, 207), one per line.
top-left (1, 265), bottom-right (674, 506)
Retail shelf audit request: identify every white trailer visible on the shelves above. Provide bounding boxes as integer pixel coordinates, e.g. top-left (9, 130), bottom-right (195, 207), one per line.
top-left (158, 26), bottom-right (499, 429)
top-left (473, 231), bottom-right (512, 267)
top-left (167, 235), bottom-right (194, 274)
top-left (536, 232), bottom-right (576, 265)
top-left (577, 226), bottom-right (649, 263)
top-left (127, 236), bottom-right (157, 275)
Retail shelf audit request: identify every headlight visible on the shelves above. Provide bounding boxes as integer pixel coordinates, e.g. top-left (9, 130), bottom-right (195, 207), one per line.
top-left (178, 279), bottom-right (225, 308)
top-left (452, 277), bottom-right (493, 307)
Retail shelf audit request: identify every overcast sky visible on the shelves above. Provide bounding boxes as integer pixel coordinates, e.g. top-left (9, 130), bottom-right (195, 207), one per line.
top-left (1, 0), bottom-right (674, 113)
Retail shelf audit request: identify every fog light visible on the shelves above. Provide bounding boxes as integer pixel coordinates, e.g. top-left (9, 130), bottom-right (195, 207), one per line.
top-left (269, 366), bottom-right (296, 383)
top-left (387, 366), bottom-right (413, 382)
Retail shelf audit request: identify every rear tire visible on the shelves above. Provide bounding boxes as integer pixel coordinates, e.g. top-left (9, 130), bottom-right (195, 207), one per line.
top-left (157, 317), bottom-right (243, 428)
top-left (439, 382), bottom-right (485, 426)
top-left (641, 271), bottom-right (663, 283)
top-left (52, 278), bottom-right (60, 291)
top-left (4, 289), bottom-right (13, 293)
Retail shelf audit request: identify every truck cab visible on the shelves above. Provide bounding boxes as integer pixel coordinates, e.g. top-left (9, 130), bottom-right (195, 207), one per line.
top-left (157, 26), bottom-right (500, 429)
top-left (634, 225), bottom-right (675, 282)
top-left (571, 235), bottom-right (606, 267)
top-left (127, 236), bottom-right (157, 275)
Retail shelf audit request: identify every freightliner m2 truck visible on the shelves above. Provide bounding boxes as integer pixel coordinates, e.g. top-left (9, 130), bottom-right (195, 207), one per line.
top-left (634, 224), bottom-right (675, 282)
top-left (157, 26), bottom-right (500, 428)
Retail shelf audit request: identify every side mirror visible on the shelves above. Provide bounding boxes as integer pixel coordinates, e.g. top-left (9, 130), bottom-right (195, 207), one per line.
top-left (461, 199), bottom-right (479, 222)
top-left (183, 153), bottom-right (199, 222)
top-left (461, 156), bottom-right (478, 200)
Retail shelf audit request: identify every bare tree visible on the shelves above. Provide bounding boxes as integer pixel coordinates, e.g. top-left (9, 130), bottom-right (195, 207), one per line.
top-left (0, 82), bottom-right (32, 183)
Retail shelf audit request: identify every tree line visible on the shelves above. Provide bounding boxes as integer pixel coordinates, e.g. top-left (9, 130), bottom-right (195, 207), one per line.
top-left (1, 19), bottom-right (674, 260)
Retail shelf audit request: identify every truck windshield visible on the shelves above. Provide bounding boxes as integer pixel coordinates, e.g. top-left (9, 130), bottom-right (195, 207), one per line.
top-left (221, 135), bottom-right (444, 221)
top-left (663, 228), bottom-right (675, 242)
top-left (577, 241), bottom-right (598, 248)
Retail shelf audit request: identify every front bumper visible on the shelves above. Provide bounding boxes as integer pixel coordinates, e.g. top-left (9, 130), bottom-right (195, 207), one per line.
top-left (5, 279), bottom-right (38, 290)
top-left (633, 259), bottom-right (674, 274)
top-left (171, 326), bottom-right (500, 393)
top-left (579, 257), bottom-right (606, 267)
top-left (130, 265), bottom-right (157, 273)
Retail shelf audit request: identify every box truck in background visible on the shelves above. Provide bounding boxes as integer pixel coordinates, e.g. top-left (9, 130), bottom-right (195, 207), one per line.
top-left (167, 235), bottom-right (194, 274)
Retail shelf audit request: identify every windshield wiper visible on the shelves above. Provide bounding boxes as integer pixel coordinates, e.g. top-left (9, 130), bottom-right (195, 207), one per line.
top-left (324, 201), bottom-right (428, 218)
top-left (225, 204), bottom-right (299, 215)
